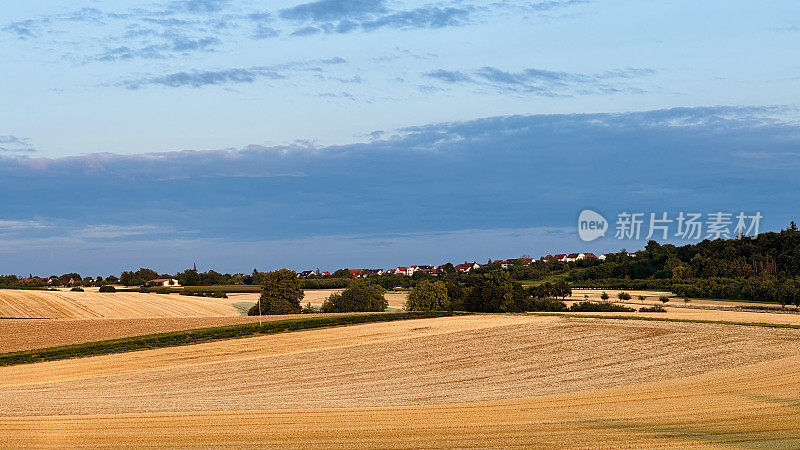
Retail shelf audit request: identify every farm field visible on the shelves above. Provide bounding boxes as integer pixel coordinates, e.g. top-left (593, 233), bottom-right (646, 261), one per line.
top-left (1, 314), bottom-right (800, 447)
top-left (0, 289), bottom-right (240, 319)
top-left (1, 316), bottom-right (274, 353)
top-left (569, 288), bottom-right (799, 310)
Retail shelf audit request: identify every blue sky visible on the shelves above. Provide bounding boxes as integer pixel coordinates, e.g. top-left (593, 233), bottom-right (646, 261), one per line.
top-left (1, 0), bottom-right (799, 275)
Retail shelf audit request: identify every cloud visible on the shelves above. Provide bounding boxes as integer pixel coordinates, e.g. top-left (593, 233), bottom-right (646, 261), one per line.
top-left (1, 106), bottom-right (798, 273)
top-left (0, 220), bottom-right (46, 231)
top-left (118, 57), bottom-right (348, 89)
top-left (424, 65), bottom-right (654, 95)
top-left (168, 0), bottom-right (231, 14)
top-left (361, 6), bottom-right (473, 30)
top-left (279, 0), bottom-right (388, 22)
top-left (71, 224), bottom-right (164, 239)
top-left (252, 24), bottom-right (280, 39)
top-left (121, 68), bottom-right (282, 89)
top-left (2, 19), bottom-right (43, 38)
top-left (0, 135), bottom-right (36, 153)
top-left (424, 69), bottom-right (473, 83)
top-left (291, 26), bottom-right (322, 36)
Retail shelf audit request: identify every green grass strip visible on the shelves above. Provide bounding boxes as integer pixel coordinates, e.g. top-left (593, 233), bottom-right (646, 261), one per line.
top-left (0, 311), bottom-right (466, 367)
top-left (530, 312), bottom-right (800, 330)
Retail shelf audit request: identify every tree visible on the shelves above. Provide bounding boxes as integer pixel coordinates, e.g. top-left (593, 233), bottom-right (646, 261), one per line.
top-left (600, 291), bottom-right (610, 300)
top-left (406, 280), bottom-right (449, 311)
top-left (175, 269), bottom-right (200, 286)
top-left (119, 268), bottom-right (159, 286)
top-left (618, 292), bottom-right (631, 301)
top-left (464, 269), bottom-right (526, 312)
top-left (248, 269), bottom-right (304, 315)
top-left (332, 269), bottom-right (352, 279)
top-left (321, 279), bottom-right (387, 313)
top-left (441, 263), bottom-right (456, 275)
top-left (637, 295), bottom-right (646, 301)
top-left (553, 280), bottom-right (572, 299)
top-left (659, 295), bottom-right (670, 303)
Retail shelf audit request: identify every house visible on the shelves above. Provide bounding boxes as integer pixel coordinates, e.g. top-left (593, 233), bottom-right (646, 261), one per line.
top-left (298, 270), bottom-right (316, 278)
top-left (517, 257), bottom-right (534, 265)
top-left (491, 259), bottom-right (511, 269)
top-left (394, 266), bottom-right (408, 275)
top-left (147, 278), bottom-right (181, 287)
top-left (349, 269), bottom-right (364, 278)
top-left (321, 271), bottom-right (331, 276)
top-left (543, 254), bottom-right (556, 261)
top-left (583, 253), bottom-right (598, 259)
top-left (554, 254), bottom-right (567, 262)
top-left (598, 254), bottom-right (607, 261)
top-left (454, 262), bottom-right (481, 272)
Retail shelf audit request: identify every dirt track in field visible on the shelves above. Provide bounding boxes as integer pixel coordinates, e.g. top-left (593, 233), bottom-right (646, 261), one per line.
top-left (1, 314), bottom-right (800, 447)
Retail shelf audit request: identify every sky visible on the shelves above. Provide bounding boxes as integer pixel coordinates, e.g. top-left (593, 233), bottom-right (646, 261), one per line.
top-left (1, 0), bottom-right (799, 275)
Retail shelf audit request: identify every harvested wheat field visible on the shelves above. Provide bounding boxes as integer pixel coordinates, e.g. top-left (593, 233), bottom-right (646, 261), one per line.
top-left (0, 289), bottom-right (240, 319)
top-left (1, 314), bottom-right (800, 447)
top-left (1, 315), bottom-right (283, 353)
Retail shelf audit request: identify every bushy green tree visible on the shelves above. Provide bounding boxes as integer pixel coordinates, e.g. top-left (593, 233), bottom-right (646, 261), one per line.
top-left (248, 269), bottom-right (304, 315)
top-left (321, 279), bottom-right (387, 313)
top-left (464, 269), bottom-right (526, 312)
top-left (618, 292), bottom-right (632, 301)
top-left (406, 280), bottom-right (449, 311)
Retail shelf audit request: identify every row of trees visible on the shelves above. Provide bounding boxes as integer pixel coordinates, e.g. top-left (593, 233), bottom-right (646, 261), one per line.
top-left (248, 269), bottom-right (388, 315)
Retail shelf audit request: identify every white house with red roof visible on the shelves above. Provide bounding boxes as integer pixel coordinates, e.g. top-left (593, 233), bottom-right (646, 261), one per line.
top-left (454, 262), bottom-right (481, 272)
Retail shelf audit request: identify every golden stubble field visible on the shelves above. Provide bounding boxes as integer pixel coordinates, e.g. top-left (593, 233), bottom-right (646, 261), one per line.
top-left (0, 289), bottom-right (408, 353)
top-left (1, 314), bottom-right (800, 448)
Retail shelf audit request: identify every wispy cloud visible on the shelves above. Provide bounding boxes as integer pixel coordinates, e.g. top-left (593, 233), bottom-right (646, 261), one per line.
top-left (71, 224), bottom-right (165, 239)
top-left (0, 220), bottom-right (46, 231)
top-left (424, 66), bottom-right (654, 96)
top-left (279, 0), bottom-right (388, 22)
top-left (118, 57), bottom-right (348, 89)
top-left (0, 135), bottom-right (36, 153)
top-left (122, 68), bottom-right (283, 89)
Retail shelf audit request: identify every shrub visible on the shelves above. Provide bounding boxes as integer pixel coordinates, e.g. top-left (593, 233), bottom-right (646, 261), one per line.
top-left (639, 304), bottom-right (667, 312)
top-left (98, 285), bottom-right (116, 293)
top-left (249, 269), bottom-right (304, 315)
top-left (569, 301), bottom-right (635, 312)
top-left (600, 291), bottom-right (610, 300)
top-left (406, 280), bottom-right (449, 311)
top-left (529, 298), bottom-right (568, 312)
top-left (179, 290), bottom-right (227, 298)
top-left (659, 295), bottom-right (670, 303)
top-left (638, 295), bottom-right (646, 301)
top-left (70, 287), bottom-right (84, 292)
top-left (618, 292), bottom-right (632, 301)
top-left (301, 303), bottom-right (316, 314)
top-left (152, 287), bottom-right (172, 294)
top-left (321, 279), bottom-right (387, 313)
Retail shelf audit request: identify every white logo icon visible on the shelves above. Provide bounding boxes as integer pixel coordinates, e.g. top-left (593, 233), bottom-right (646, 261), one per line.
top-left (578, 210), bottom-right (608, 242)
